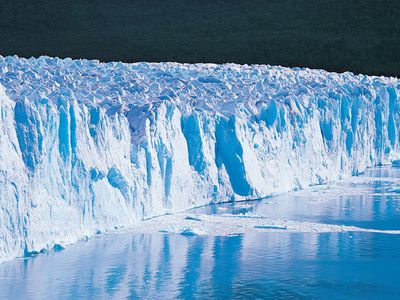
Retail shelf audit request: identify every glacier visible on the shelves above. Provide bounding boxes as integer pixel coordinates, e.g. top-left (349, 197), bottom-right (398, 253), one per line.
top-left (0, 55), bottom-right (399, 262)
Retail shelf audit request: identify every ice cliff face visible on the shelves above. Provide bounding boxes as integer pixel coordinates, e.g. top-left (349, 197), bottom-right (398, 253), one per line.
top-left (0, 56), bottom-right (399, 262)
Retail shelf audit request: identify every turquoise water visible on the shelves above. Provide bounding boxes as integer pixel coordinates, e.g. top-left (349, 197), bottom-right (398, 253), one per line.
top-left (0, 166), bottom-right (399, 299)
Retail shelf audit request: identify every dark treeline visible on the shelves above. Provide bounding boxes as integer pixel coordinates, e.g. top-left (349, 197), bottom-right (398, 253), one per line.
top-left (1, 0), bottom-right (399, 76)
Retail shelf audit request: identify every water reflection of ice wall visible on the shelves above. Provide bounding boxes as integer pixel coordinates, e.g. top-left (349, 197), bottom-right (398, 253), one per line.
top-left (0, 55), bottom-right (399, 262)
top-left (1, 233), bottom-right (399, 299)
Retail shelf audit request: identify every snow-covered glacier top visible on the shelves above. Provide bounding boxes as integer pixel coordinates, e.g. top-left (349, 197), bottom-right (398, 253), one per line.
top-left (0, 55), bottom-right (399, 262)
top-left (1, 55), bottom-right (398, 112)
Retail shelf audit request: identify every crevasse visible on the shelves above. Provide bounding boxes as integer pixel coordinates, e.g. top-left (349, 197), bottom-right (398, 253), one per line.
top-left (0, 55), bottom-right (399, 262)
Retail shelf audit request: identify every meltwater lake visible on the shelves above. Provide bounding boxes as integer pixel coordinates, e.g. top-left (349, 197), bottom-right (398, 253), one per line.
top-left (0, 166), bottom-right (399, 299)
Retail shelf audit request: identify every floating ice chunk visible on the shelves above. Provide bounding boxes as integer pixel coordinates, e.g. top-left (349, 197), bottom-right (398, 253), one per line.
top-left (235, 203), bottom-right (253, 209)
top-left (254, 225), bottom-right (288, 230)
top-left (385, 185), bottom-right (400, 193)
top-left (220, 213), bottom-right (267, 219)
top-left (185, 215), bottom-right (202, 221)
top-left (53, 244), bottom-right (65, 251)
top-left (180, 228), bottom-right (197, 236)
top-left (217, 207), bottom-right (228, 211)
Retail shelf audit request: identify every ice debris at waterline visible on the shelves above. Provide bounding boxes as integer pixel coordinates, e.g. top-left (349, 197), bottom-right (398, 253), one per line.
top-left (126, 212), bottom-right (400, 236)
top-left (0, 55), bottom-right (399, 262)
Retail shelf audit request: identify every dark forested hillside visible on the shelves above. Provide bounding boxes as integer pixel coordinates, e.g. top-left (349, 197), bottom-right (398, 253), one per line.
top-left (1, 0), bottom-right (399, 76)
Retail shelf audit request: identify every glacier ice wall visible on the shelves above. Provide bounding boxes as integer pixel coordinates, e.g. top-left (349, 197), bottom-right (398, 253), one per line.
top-left (0, 56), bottom-right (399, 261)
